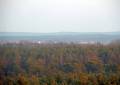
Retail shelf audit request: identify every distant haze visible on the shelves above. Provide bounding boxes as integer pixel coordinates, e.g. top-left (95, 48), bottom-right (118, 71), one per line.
top-left (0, 0), bottom-right (120, 33)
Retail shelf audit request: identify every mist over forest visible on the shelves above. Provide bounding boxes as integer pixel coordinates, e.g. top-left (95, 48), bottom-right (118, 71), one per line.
top-left (0, 0), bottom-right (120, 84)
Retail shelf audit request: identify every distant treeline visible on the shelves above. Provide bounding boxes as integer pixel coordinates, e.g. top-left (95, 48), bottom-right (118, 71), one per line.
top-left (0, 42), bottom-right (120, 85)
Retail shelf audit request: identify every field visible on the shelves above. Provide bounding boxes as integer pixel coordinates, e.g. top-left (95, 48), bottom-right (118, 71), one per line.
top-left (0, 42), bottom-right (120, 85)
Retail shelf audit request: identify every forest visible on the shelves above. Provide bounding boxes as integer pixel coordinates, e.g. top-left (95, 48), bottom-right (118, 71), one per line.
top-left (0, 42), bottom-right (120, 85)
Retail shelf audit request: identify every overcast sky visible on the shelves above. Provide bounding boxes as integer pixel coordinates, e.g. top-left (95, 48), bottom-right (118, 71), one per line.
top-left (0, 0), bottom-right (120, 33)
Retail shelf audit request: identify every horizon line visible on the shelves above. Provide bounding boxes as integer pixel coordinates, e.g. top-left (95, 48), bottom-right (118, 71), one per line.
top-left (0, 31), bottom-right (119, 33)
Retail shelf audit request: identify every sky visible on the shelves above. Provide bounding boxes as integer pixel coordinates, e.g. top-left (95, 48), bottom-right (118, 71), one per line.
top-left (0, 0), bottom-right (120, 33)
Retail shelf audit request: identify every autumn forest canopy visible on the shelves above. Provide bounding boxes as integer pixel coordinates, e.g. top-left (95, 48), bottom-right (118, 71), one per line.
top-left (1, 0), bottom-right (120, 84)
top-left (0, 42), bottom-right (120, 85)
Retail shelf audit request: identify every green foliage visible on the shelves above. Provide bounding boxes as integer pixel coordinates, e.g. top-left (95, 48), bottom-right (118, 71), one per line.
top-left (0, 43), bottom-right (120, 85)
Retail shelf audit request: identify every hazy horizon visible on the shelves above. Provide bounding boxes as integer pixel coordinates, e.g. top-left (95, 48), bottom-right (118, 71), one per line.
top-left (0, 30), bottom-right (120, 33)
